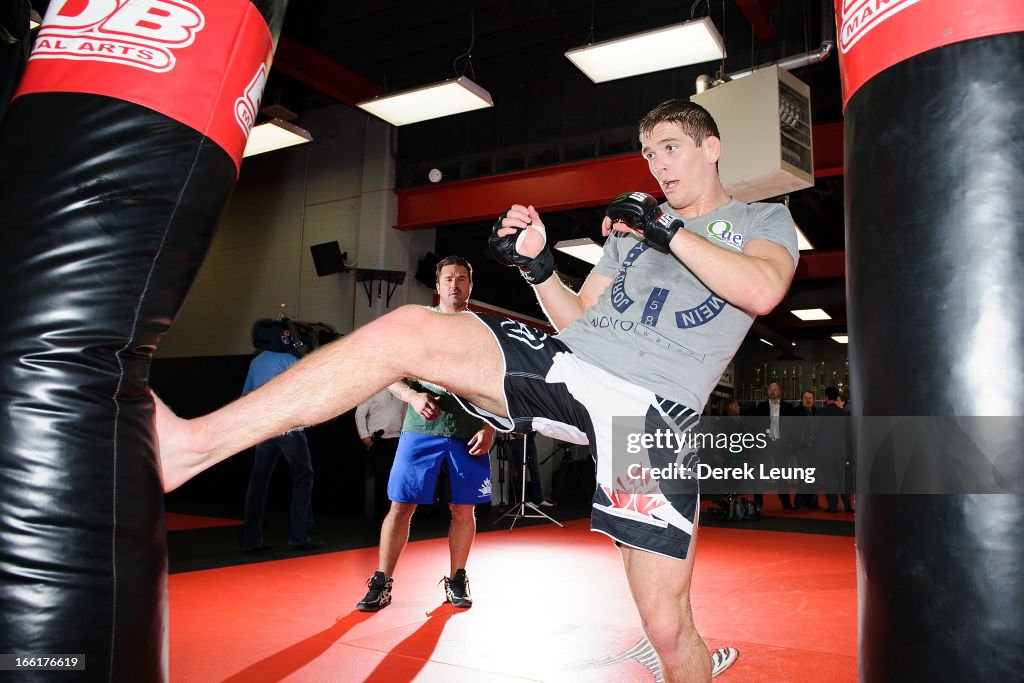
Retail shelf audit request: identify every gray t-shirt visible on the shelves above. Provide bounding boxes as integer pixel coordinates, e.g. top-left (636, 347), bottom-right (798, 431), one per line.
top-left (555, 197), bottom-right (798, 411)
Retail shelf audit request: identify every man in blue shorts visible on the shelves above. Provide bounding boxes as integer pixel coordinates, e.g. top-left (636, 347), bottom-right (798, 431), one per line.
top-left (156, 100), bottom-right (797, 682)
top-left (356, 255), bottom-right (494, 612)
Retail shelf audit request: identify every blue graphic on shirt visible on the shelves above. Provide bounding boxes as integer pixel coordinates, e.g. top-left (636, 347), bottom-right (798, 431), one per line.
top-left (610, 239), bottom-right (725, 332)
top-left (641, 288), bottom-right (670, 326)
top-left (610, 241), bottom-right (650, 313)
top-left (675, 295), bottom-right (726, 328)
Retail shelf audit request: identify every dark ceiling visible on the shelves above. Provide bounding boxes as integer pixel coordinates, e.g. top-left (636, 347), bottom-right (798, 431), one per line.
top-left (276, 0), bottom-right (844, 178)
top-left (27, 0), bottom-right (848, 342)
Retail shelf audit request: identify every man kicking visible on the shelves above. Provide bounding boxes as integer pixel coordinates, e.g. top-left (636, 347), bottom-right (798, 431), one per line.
top-left (155, 99), bottom-right (797, 682)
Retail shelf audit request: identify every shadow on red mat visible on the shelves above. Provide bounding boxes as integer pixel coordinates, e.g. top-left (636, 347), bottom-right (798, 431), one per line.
top-left (362, 603), bottom-right (462, 683)
top-left (222, 611), bottom-right (375, 682)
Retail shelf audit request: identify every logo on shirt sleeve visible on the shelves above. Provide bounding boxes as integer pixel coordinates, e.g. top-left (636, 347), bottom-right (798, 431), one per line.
top-left (706, 220), bottom-right (744, 249)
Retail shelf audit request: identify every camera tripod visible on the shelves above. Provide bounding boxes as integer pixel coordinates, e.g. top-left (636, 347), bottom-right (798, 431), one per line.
top-left (542, 440), bottom-right (595, 501)
top-left (493, 435), bottom-right (563, 531)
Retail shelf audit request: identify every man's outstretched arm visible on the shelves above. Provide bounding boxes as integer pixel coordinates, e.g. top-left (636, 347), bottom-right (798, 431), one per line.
top-left (388, 380), bottom-right (441, 420)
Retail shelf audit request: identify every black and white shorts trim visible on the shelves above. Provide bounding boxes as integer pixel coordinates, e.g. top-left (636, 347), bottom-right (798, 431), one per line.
top-left (453, 313), bottom-right (701, 560)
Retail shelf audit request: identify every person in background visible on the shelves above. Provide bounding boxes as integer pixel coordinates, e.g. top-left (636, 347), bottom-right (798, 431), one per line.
top-left (240, 348), bottom-right (318, 552)
top-left (813, 386), bottom-right (853, 513)
top-left (354, 387), bottom-right (406, 518)
top-left (793, 390), bottom-right (819, 510)
top-left (754, 382), bottom-right (798, 509)
top-left (355, 256), bottom-right (495, 613)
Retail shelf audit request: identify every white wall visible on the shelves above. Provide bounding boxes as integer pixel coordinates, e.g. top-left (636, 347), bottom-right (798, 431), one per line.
top-left (158, 105), bottom-right (436, 358)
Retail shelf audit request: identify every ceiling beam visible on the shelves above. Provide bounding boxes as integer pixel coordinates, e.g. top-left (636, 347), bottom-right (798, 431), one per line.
top-left (734, 0), bottom-right (776, 41)
top-left (396, 122), bottom-right (845, 229)
top-left (813, 122), bottom-right (844, 177)
top-left (794, 250), bottom-right (844, 279)
top-left (273, 37), bottom-right (384, 107)
top-left (396, 154), bottom-right (663, 230)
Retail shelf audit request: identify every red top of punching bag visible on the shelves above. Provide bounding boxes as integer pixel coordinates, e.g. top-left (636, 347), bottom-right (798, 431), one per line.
top-left (14, 0), bottom-right (274, 175)
top-left (835, 0), bottom-right (1024, 108)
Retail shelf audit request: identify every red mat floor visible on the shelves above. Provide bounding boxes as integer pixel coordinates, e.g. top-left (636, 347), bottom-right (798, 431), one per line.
top-left (166, 512), bottom-right (243, 532)
top-left (169, 519), bottom-right (855, 682)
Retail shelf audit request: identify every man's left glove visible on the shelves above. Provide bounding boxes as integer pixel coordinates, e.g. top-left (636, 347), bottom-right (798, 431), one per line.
top-left (489, 211), bottom-right (555, 285)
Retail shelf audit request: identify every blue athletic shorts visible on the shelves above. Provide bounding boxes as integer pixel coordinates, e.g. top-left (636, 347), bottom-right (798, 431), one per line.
top-left (387, 432), bottom-right (492, 505)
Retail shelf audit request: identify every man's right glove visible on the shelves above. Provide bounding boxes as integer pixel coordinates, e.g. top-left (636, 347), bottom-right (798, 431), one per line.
top-left (605, 191), bottom-right (685, 253)
top-left (489, 211), bottom-right (555, 284)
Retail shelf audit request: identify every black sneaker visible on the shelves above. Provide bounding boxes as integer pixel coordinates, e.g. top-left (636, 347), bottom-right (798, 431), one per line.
top-left (356, 571), bottom-right (393, 612)
top-left (443, 568), bottom-right (472, 608)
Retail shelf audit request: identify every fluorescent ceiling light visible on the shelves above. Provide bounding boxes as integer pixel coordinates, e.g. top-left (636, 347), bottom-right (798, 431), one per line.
top-left (759, 338), bottom-right (775, 347)
top-left (565, 17), bottom-right (725, 84)
top-left (795, 223), bottom-right (814, 251)
top-left (791, 308), bottom-right (831, 321)
top-left (356, 76), bottom-right (493, 126)
top-left (243, 118), bottom-right (312, 157)
top-left (554, 238), bottom-right (604, 265)
top-left (831, 334), bottom-right (849, 344)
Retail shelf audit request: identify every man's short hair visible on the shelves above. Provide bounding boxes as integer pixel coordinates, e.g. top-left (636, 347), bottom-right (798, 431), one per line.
top-left (639, 99), bottom-right (720, 147)
top-left (824, 386), bottom-right (840, 401)
top-left (435, 254), bottom-right (473, 282)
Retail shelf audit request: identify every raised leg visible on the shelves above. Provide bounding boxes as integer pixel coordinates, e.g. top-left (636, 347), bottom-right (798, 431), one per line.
top-left (157, 307), bottom-right (506, 491)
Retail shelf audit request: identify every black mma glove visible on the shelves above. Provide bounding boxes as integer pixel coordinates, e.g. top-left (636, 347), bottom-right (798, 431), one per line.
top-left (605, 191), bottom-right (685, 253)
top-left (489, 211), bottom-right (555, 285)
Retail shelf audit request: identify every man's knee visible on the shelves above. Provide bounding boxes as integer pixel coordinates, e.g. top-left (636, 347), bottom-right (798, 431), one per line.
top-left (371, 305), bottom-right (452, 370)
top-left (388, 501), bottom-right (417, 520)
top-left (377, 305), bottom-right (439, 345)
top-left (638, 605), bottom-right (691, 654)
top-left (449, 503), bottom-right (476, 521)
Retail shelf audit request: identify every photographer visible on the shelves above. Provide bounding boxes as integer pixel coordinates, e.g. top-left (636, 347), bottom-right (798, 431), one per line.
top-left (355, 388), bottom-right (406, 518)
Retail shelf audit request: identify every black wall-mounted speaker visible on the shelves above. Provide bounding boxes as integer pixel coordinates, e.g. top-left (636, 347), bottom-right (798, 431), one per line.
top-left (414, 252), bottom-right (441, 287)
top-left (310, 241), bottom-right (348, 276)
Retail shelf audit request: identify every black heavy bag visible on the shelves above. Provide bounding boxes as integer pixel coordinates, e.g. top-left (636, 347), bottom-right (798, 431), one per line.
top-left (835, 1), bottom-right (1024, 680)
top-left (0, 1), bottom-right (288, 680)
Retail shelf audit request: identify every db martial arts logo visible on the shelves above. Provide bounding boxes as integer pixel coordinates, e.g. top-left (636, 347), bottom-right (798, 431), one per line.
top-left (32, 0), bottom-right (205, 73)
top-left (838, 0), bottom-right (923, 53)
top-left (235, 64), bottom-right (267, 137)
